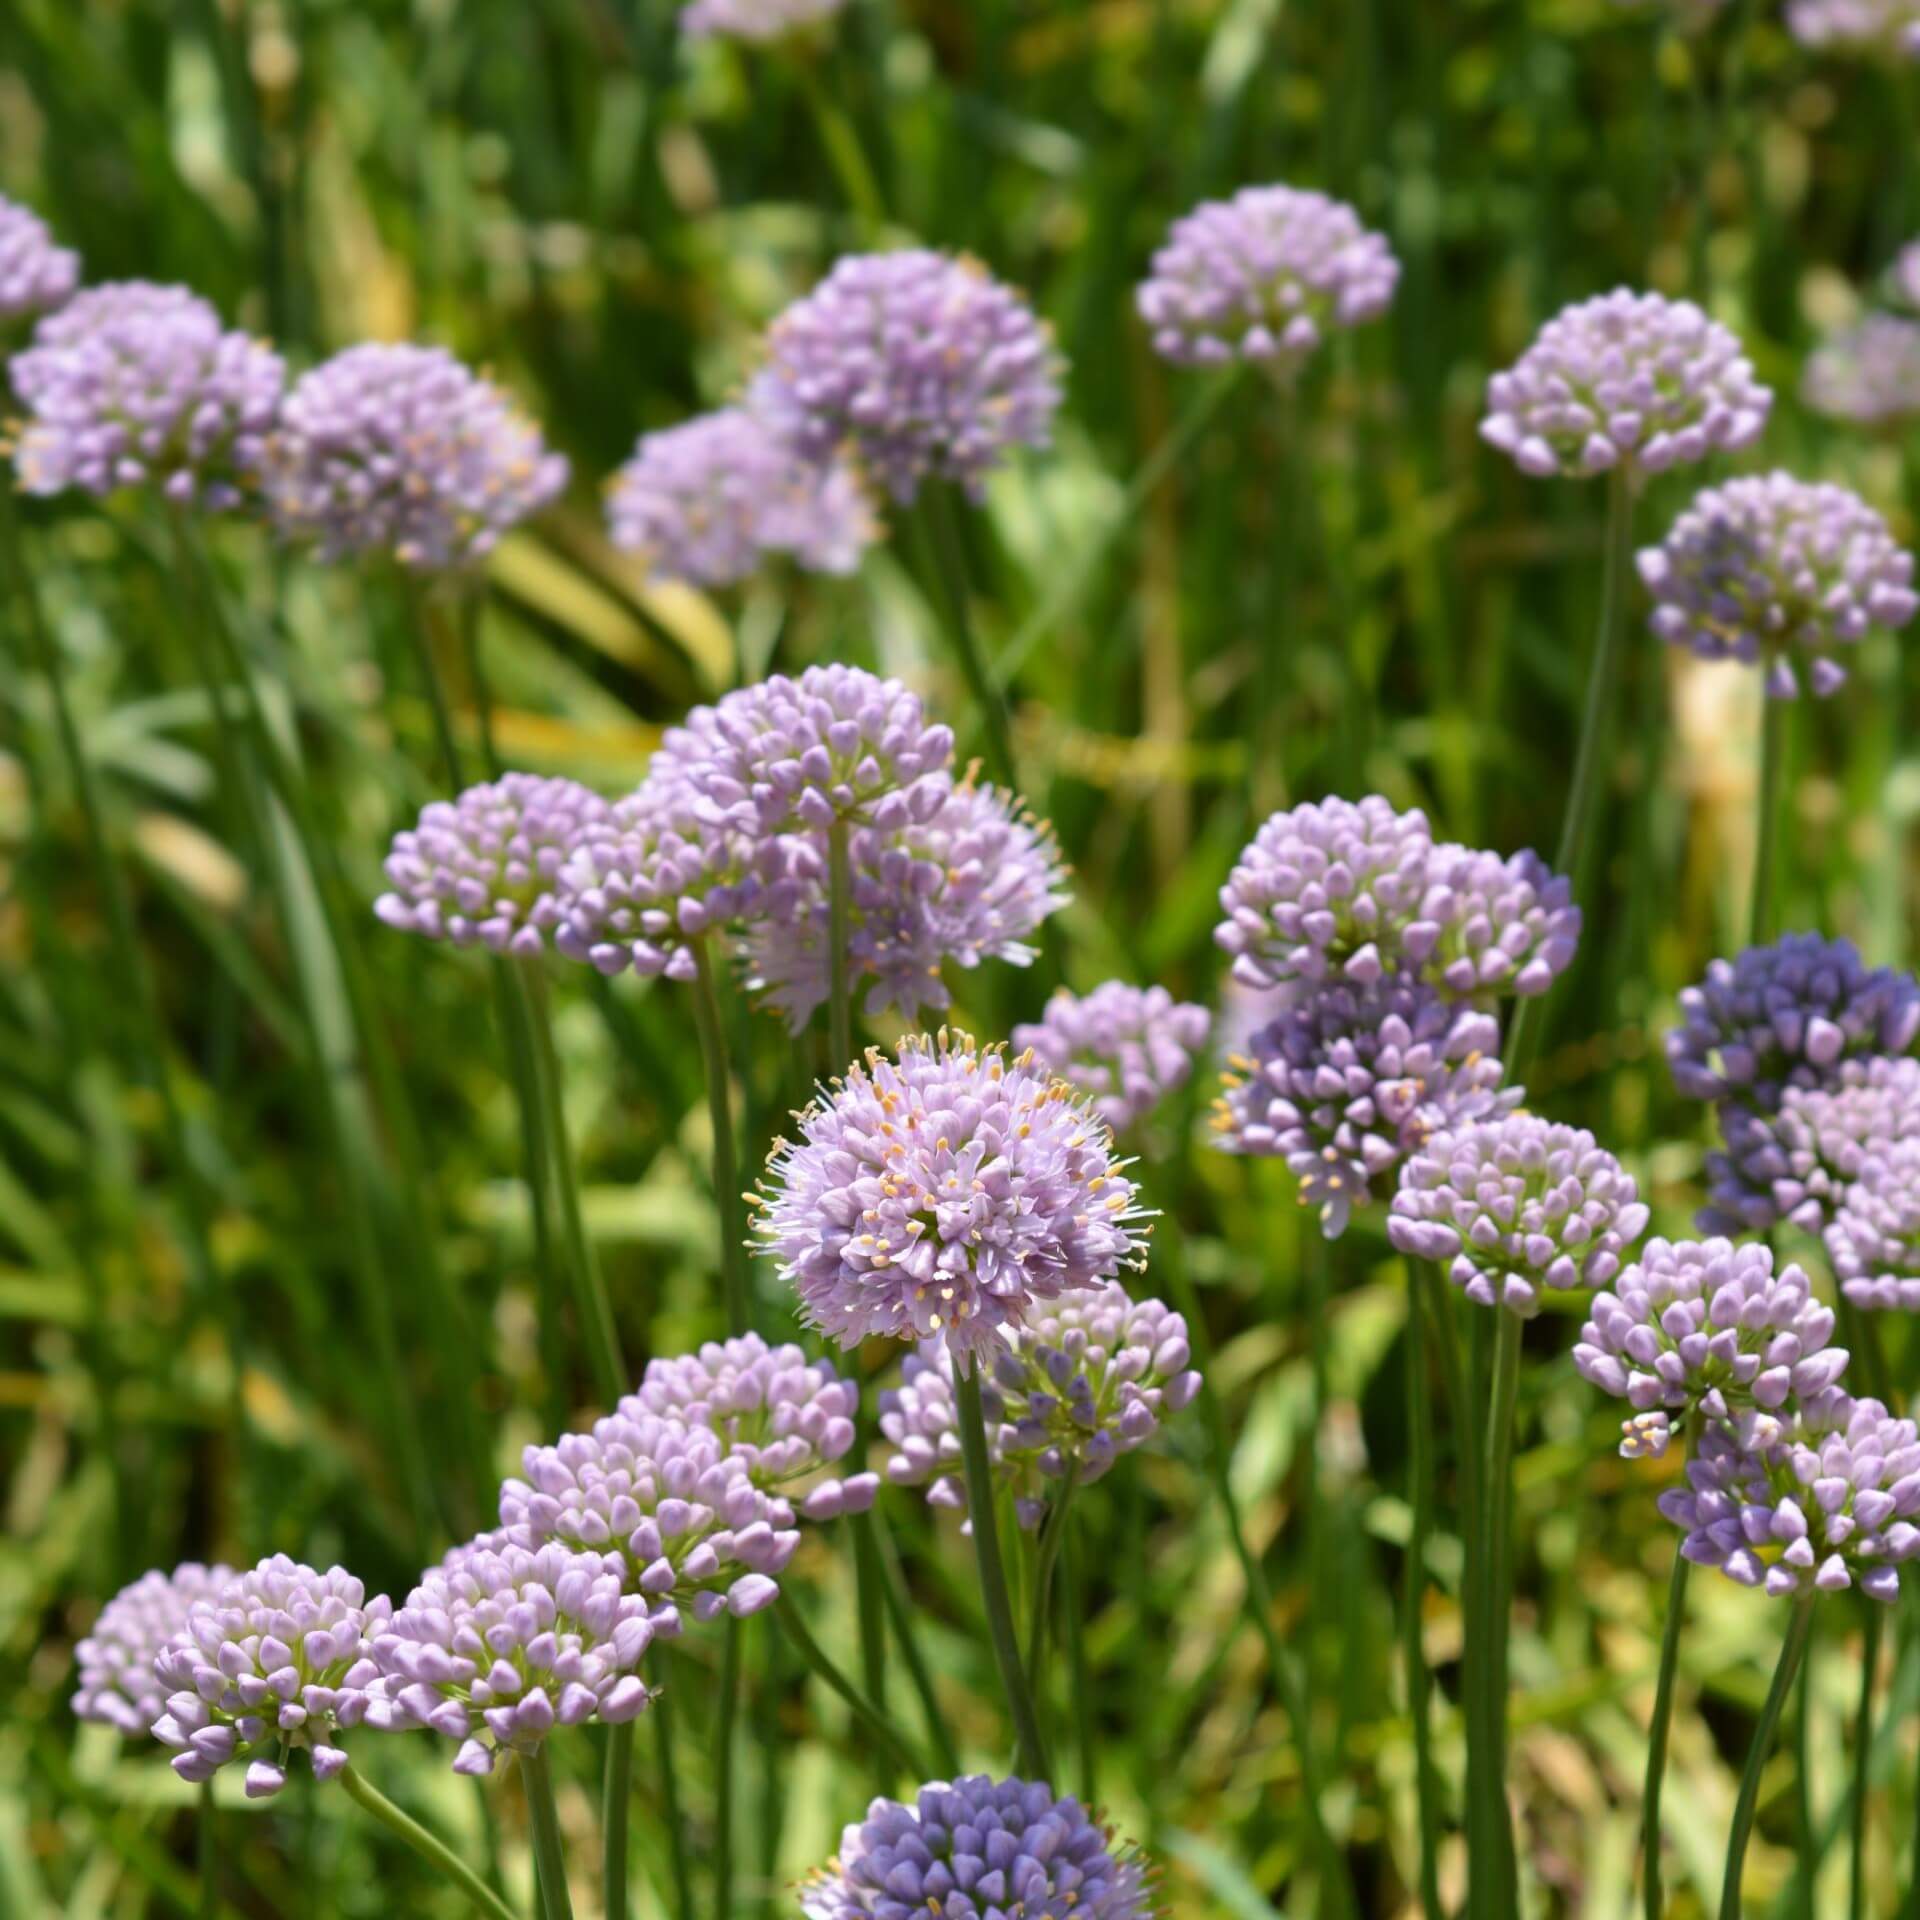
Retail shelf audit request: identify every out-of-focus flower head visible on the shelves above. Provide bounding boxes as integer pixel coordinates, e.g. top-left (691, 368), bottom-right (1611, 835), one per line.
top-left (1826, 1135), bottom-right (1920, 1311)
top-left (267, 343), bottom-right (568, 571)
top-left (1013, 982), bottom-right (1211, 1132)
top-left (72, 1563), bottom-right (235, 1738)
top-left (1887, 241), bottom-right (1920, 310)
top-left (368, 1538), bottom-right (666, 1774)
top-left (758, 250), bottom-right (1062, 504)
top-left (150, 1557), bottom-right (386, 1797)
top-left (1786, 0), bottom-right (1920, 60)
top-left (1389, 1112), bottom-right (1650, 1316)
top-left (10, 282), bottom-right (284, 511)
top-left (1213, 979), bottom-right (1515, 1236)
top-left (375, 773), bottom-right (610, 957)
top-left (680, 0), bottom-right (845, 40)
top-left (800, 1775), bottom-right (1153, 1920)
top-left (756, 1031), bottom-right (1149, 1368)
top-left (0, 195), bottom-right (79, 332)
top-left (1637, 473), bottom-right (1917, 698)
top-left (607, 405), bottom-right (875, 586)
top-left (1803, 314), bottom-right (1920, 426)
top-left (878, 1282), bottom-right (1201, 1528)
top-left (1480, 289), bottom-right (1770, 479)
top-left (1135, 185), bottom-right (1400, 373)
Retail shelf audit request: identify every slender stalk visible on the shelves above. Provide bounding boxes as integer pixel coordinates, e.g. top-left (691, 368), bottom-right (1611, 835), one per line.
top-left (954, 1365), bottom-right (1051, 1776)
top-left (1060, 1525), bottom-right (1096, 1804)
top-left (654, 1668), bottom-right (697, 1920)
top-left (1795, 1641), bottom-right (1817, 1919)
top-left (1023, 1467), bottom-right (1081, 1697)
top-left (1402, 1268), bottom-right (1444, 1920)
top-left (520, 1748), bottom-right (576, 1920)
top-left (1851, 1605), bottom-right (1881, 1920)
top-left (460, 587), bottom-right (500, 778)
top-left (909, 486), bottom-right (1018, 792)
top-left (1643, 1547), bottom-right (1693, 1920)
top-left (713, 1620), bottom-right (742, 1920)
top-left (774, 1602), bottom-right (929, 1779)
top-left (339, 1763), bottom-right (521, 1920)
top-left (198, 1782), bottom-right (216, 1919)
top-left (1751, 689), bottom-right (1786, 945)
top-left (1721, 1595), bottom-right (1819, 1920)
top-left (1255, 379), bottom-right (1299, 820)
top-left (687, 938), bottom-right (751, 1336)
top-left (791, 54), bottom-right (886, 236)
top-left (405, 585), bottom-right (467, 787)
top-left (874, 1510), bottom-right (963, 1775)
top-left (604, 1720), bottom-right (635, 1920)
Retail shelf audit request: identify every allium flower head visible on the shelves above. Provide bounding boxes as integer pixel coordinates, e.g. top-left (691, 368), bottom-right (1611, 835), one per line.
top-left (1888, 241), bottom-right (1920, 311)
top-left (150, 1557), bottom-right (386, 1797)
top-left (1480, 289), bottom-right (1770, 479)
top-left (267, 343), bottom-right (568, 571)
top-left (1135, 185), bottom-right (1400, 372)
top-left (1013, 982), bottom-right (1211, 1132)
top-left (879, 1283), bottom-right (1200, 1528)
top-left (608, 405), bottom-right (875, 586)
top-left (0, 195), bottom-right (79, 330)
top-left (1826, 1136), bottom-right (1920, 1311)
top-left (1803, 314), bottom-right (1920, 426)
top-left (1786, 0), bottom-right (1920, 59)
top-left (800, 1775), bottom-right (1153, 1920)
top-left (680, 0), bottom-right (845, 39)
top-left (376, 773), bottom-right (610, 956)
top-left (1214, 980), bottom-right (1515, 1236)
top-left (369, 1538), bottom-right (665, 1774)
top-left (71, 1563), bottom-right (235, 1738)
top-left (1388, 1113), bottom-right (1650, 1316)
top-left (759, 251), bottom-right (1062, 504)
top-left (1638, 473), bottom-right (1917, 698)
top-left (756, 1031), bottom-right (1149, 1368)
top-left (10, 282), bottom-right (284, 510)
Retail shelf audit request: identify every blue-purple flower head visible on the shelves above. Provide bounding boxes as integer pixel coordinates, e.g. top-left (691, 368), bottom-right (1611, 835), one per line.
top-left (1389, 1112), bottom-right (1650, 1317)
top-left (756, 1031), bottom-right (1149, 1369)
top-left (368, 1538), bottom-right (664, 1775)
top-left (0, 195), bottom-right (79, 331)
top-left (1638, 473), bottom-right (1917, 698)
top-left (680, 0), bottom-right (845, 39)
top-left (150, 1557), bottom-right (385, 1798)
top-left (267, 343), bottom-right (568, 571)
top-left (758, 250), bottom-right (1062, 505)
top-left (10, 282), bottom-right (284, 510)
top-left (607, 405), bottom-right (875, 587)
top-left (1480, 290), bottom-right (1770, 480)
top-left (879, 1283), bottom-right (1200, 1529)
top-left (1215, 979), bottom-right (1516, 1237)
top-left (1786, 0), bottom-right (1920, 59)
top-left (1013, 982), bottom-right (1210, 1132)
top-left (1803, 314), bottom-right (1920, 427)
top-left (376, 773), bottom-right (610, 956)
top-left (801, 1776), bottom-right (1153, 1920)
top-left (1135, 185), bottom-right (1399, 373)
top-left (71, 1563), bottom-right (235, 1739)
top-left (1826, 1135), bottom-right (1920, 1311)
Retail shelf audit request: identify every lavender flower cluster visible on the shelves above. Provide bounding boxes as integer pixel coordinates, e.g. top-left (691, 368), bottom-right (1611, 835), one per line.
top-left (680, 0), bottom-right (847, 41)
top-left (1803, 313), bottom-right (1920, 426)
top-left (1013, 981), bottom-right (1211, 1131)
top-left (0, 193), bottom-right (79, 331)
top-left (1785, 0), bottom-right (1920, 60)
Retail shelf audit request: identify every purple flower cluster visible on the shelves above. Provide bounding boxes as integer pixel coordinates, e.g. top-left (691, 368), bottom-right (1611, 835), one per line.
top-left (1786, 0), bottom-right (1920, 59)
top-left (1013, 982), bottom-right (1211, 1131)
top-left (756, 1031), bottom-right (1149, 1368)
top-left (11, 282), bottom-right (284, 510)
top-left (801, 1776), bottom-right (1152, 1920)
top-left (1825, 1136), bottom-right (1920, 1310)
top-left (0, 194), bottom-right (79, 329)
top-left (71, 1563), bottom-right (235, 1738)
top-left (1480, 289), bottom-right (1770, 479)
top-left (1135, 185), bottom-right (1400, 372)
top-left (680, 0), bottom-right (846, 39)
top-left (1638, 473), bottom-right (1917, 698)
top-left (1803, 314), bottom-right (1920, 426)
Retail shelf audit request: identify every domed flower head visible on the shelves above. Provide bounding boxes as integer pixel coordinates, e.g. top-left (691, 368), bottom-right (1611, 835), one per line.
top-left (800, 1775), bottom-right (1153, 1920)
top-left (758, 251), bottom-right (1062, 504)
top-left (1804, 314), bottom-right (1920, 427)
top-left (879, 1283), bottom-right (1201, 1528)
top-left (1135, 185), bottom-right (1400, 373)
top-left (368, 1538), bottom-right (666, 1774)
top-left (756, 1031), bottom-right (1149, 1369)
top-left (1826, 1136), bottom-right (1920, 1311)
top-left (1013, 982), bottom-right (1211, 1132)
top-left (10, 282), bottom-right (284, 510)
top-left (376, 773), bottom-right (610, 956)
top-left (267, 343), bottom-right (568, 571)
top-left (1480, 289), bottom-right (1770, 480)
top-left (149, 1557), bottom-right (386, 1798)
top-left (1786, 0), bottom-right (1920, 59)
top-left (607, 405), bottom-right (875, 587)
top-left (1214, 979), bottom-right (1515, 1237)
top-left (1574, 1239), bottom-right (1849, 1460)
top-left (1638, 473), bottom-right (1917, 698)
top-left (71, 1563), bottom-right (235, 1738)
top-left (0, 195), bottom-right (79, 332)
top-left (680, 0), bottom-right (845, 39)
top-left (1661, 1393), bottom-right (1920, 1602)
top-left (1389, 1112), bottom-right (1650, 1316)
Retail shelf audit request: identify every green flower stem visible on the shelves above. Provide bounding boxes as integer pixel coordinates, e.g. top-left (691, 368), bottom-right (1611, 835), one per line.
top-left (653, 1666), bottom-right (697, 1920)
top-left (774, 1601), bottom-right (929, 1780)
top-left (520, 1747), bottom-right (576, 1920)
top-left (1721, 1595), bottom-right (1819, 1920)
top-left (339, 1762), bottom-right (521, 1920)
top-left (713, 1619), bottom-right (743, 1920)
top-left (1751, 688), bottom-right (1787, 946)
top-left (1851, 1604), bottom-right (1882, 1920)
top-left (908, 485), bottom-right (1018, 793)
top-left (1402, 1266), bottom-right (1444, 1920)
top-left (1254, 377), bottom-right (1299, 820)
top-left (1643, 1545), bottom-right (1693, 1920)
top-left (791, 53), bottom-right (886, 238)
top-left (954, 1364), bottom-right (1051, 1778)
top-left (405, 582), bottom-right (468, 787)
top-left (1023, 1465), bottom-right (1082, 1698)
top-left (687, 937), bottom-right (752, 1337)
top-left (603, 1719), bottom-right (635, 1920)
top-left (874, 1506), bottom-right (963, 1775)
top-left (1059, 1525), bottom-right (1096, 1804)
top-left (198, 1782), bottom-right (216, 1919)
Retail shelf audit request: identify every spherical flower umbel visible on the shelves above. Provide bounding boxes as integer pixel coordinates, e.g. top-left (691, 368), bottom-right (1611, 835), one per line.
top-left (149, 1557), bottom-right (387, 1797)
top-left (680, 0), bottom-right (845, 39)
top-left (1826, 1136), bottom-right (1920, 1311)
top-left (1214, 979), bottom-right (1515, 1237)
top-left (758, 250), bottom-right (1062, 504)
top-left (1389, 1112), bottom-right (1650, 1316)
top-left (1480, 289), bottom-right (1770, 480)
top-left (0, 195), bottom-right (79, 330)
top-left (1637, 473), bottom-right (1917, 698)
top-left (1135, 185), bottom-right (1400, 372)
top-left (376, 773), bottom-right (610, 956)
top-left (607, 406), bottom-right (875, 586)
top-left (1013, 982), bottom-right (1211, 1132)
top-left (267, 342), bottom-right (568, 571)
top-left (756, 1031), bottom-right (1149, 1368)
top-left (879, 1283), bottom-right (1201, 1528)
top-left (71, 1563), bottom-right (235, 1738)
top-left (800, 1775), bottom-right (1153, 1920)
top-left (1803, 314), bottom-right (1920, 427)
top-left (10, 282), bottom-right (284, 510)
top-left (1785, 0), bottom-right (1920, 60)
